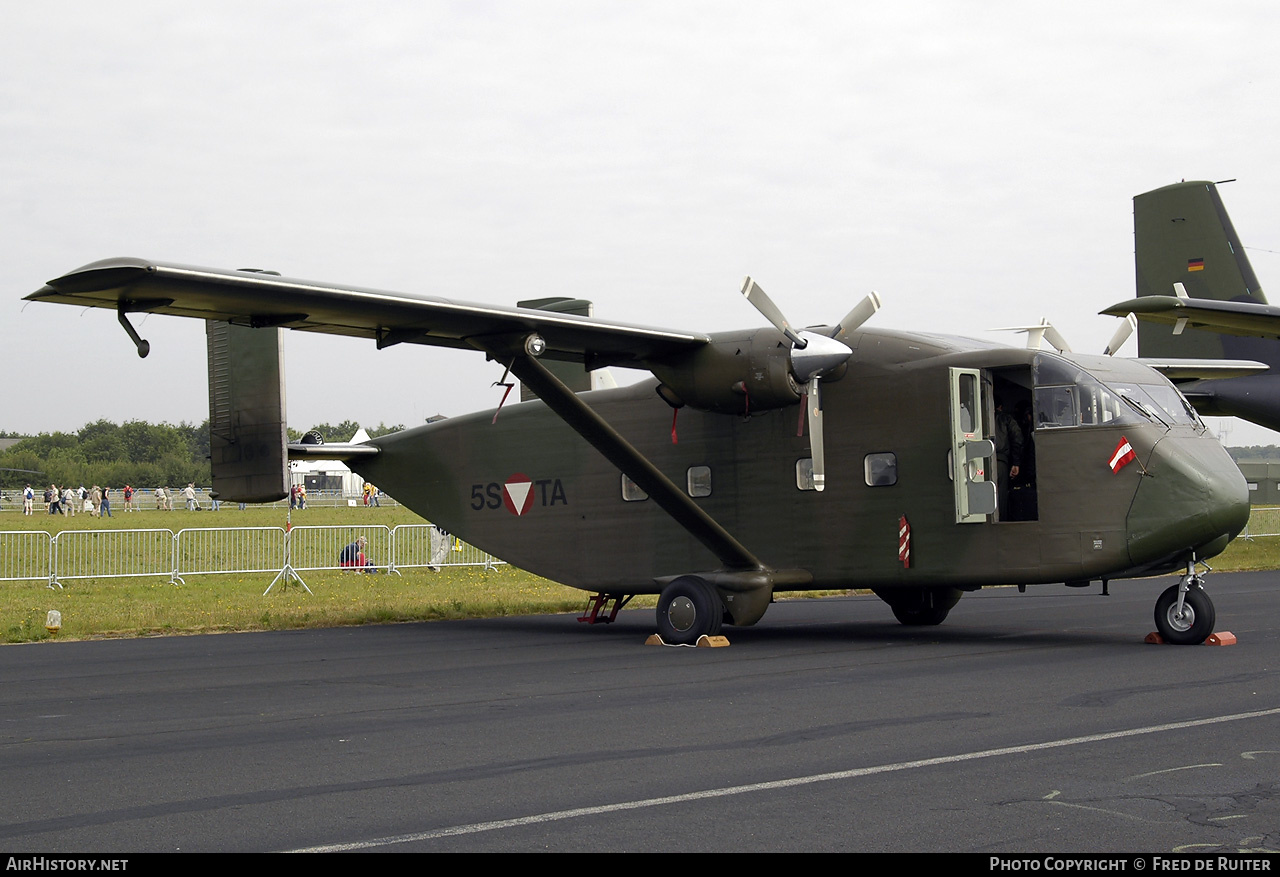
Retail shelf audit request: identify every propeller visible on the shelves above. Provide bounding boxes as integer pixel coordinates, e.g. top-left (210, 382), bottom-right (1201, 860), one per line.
top-left (989, 318), bottom-right (1072, 353)
top-left (1103, 312), bottom-right (1138, 356)
top-left (833, 291), bottom-right (883, 340)
top-left (740, 277), bottom-right (880, 491)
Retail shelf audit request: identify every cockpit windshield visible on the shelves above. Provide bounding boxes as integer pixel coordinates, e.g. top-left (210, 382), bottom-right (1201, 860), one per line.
top-left (1113, 382), bottom-right (1202, 428)
top-left (1032, 354), bottom-right (1201, 431)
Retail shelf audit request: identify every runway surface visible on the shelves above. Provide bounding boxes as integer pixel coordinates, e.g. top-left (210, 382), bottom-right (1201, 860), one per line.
top-left (1, 572), bottom-right (1277, 853)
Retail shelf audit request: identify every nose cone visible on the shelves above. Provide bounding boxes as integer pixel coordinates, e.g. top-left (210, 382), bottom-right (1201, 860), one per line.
top-left (1126, 435), bottom-right (1249, 565)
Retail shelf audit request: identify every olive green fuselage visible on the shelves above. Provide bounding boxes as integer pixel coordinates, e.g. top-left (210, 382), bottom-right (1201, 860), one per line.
top-left (353, 328), bottom-right (1248, 597)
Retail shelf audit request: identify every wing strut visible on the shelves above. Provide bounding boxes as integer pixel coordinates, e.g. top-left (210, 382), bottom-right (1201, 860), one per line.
top-left (472, 335), bottom-right (764, 572)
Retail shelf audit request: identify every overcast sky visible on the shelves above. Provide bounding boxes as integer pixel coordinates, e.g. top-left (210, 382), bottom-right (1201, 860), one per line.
top-left (5, 1), bottom-right (1280, 444)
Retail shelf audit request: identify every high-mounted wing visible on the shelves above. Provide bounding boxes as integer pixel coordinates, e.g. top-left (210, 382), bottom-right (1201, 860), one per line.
top-left (29, 257), bottom-right (775, 573)
top-left (26, 257), bottom-right (710, 367)
top-left (1135, 358), bottom-right (1270, 380)
top-left (1102, 294), bottom-right (1280, 340)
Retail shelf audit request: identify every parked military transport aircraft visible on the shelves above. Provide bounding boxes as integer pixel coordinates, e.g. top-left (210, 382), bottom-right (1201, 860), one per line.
top-left (1104, 179), bottom-right (1280, 431)
top-left (28, 256), bottom-right (1249, 644)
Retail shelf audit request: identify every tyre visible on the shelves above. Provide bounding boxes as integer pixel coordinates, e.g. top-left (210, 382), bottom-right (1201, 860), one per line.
top-left (1154, 584), bottom-right (1215, 645)
top-left (656, 577), bottom-right (723, 645)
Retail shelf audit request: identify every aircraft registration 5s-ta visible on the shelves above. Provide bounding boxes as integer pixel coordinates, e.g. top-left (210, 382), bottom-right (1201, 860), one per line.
top-left (28, 259), bottom-right (1249, 644)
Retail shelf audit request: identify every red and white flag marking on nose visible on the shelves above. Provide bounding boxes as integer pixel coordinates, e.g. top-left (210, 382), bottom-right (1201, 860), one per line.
top-left (502, 473), bottom-right (535, 516)
top-left (1108, 437), bottom-right (1137, 473)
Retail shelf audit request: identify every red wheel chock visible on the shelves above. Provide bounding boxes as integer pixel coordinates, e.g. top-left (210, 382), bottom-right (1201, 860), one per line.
top-left (1144, 631), bottom-right (1237, 645)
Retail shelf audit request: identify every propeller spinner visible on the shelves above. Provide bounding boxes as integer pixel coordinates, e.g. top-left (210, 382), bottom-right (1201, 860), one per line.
top-left (740, 277), bottom-right (880, 491)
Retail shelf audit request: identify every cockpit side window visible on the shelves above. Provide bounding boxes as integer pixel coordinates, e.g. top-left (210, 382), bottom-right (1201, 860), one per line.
top-left (1032, 353), bottom-right (1145, 429)
top-left (1079, 381), bottom-right (1138, 426)
top-left (1034, 385), bottom-right (1077, 429)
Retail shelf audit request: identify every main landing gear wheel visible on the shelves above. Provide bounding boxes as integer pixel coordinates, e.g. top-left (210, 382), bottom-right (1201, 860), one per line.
top-left (1155, 582), bottom-right (1216, 645)
top-left (656, 576), bottom-right (723, 645)
top-left (873, 586), bottom-right (963, 626)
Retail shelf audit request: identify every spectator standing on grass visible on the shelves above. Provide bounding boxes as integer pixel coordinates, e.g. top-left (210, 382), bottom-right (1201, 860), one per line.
top-left (155, 486), bottom-right (166, 510)
top-left (90, 485), bottom-right (102, 517)
top-left (100, 486), bottom-right (112, 517)
top-left (123, 484), bottom-right (134, 512)
top-left (183, 483), bottom-right (198, 510)
top-left (23, 484), bottom-right (34, 515)
top-left (62, 486), bottom-right (76, 517)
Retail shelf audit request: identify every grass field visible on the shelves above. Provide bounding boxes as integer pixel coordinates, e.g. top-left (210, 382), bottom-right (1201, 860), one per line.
top-left (0, 505), bottom-right (602, 642)
top-left (3, 504), bottom-right (1278, 643)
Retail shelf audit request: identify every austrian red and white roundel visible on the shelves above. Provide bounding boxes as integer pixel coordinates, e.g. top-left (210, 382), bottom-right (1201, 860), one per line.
top-left (502, 473), bottom-right (535, 516)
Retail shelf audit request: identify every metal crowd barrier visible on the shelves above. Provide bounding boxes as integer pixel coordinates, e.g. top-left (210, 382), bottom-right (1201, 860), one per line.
top-left (51, 529), bottom-right (175, 588)
top-left (1236, 505), bottom-right (1280, 540)
top-left (0, 531), bottom-right (53, 585)
top-left (2, 524), bottom-right (506, 589)
top-left (287, 524), bottom-right (394, 574)
top-left (392, 524), bottom-right (500, 570)
top-left (172, 527), bottom-right (288, 583)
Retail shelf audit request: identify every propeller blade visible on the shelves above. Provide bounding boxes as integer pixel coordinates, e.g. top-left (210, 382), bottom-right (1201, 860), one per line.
top-left (741, 276), bottom-right (806, 348)
top-left (1103, 313), bottom-right (1138, 356)
top-left (989, 320), bottom-right (1047, 348)
top-left (1041, 323), bottom-right (1072, 354)
top-left (807, 376), bottom-right (825, 492)
top-left (831, 291), bottom-right (882, 338)
top-left (989, 318), bottom-right (1071, 353)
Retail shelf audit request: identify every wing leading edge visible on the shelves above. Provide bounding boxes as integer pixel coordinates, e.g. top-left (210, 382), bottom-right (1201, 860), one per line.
top-left (27, 257), bottom-right (710, 368)
top-left (1102, 295), bottom-right (1280, 340)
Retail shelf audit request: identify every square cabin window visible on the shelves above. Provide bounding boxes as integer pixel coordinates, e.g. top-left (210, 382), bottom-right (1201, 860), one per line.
top-left (687, 466), bottom-right (712, 497)
top-left (621, 474), bottom-right (648, 502)
top-left (796, 458), bottom-right (815, 491)
top-left (864, 452), bottom-right (897, 486)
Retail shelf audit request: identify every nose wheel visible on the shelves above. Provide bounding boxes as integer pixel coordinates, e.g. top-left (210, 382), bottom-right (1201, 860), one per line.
top-left (1154, 563), bottom-right (1216, 645)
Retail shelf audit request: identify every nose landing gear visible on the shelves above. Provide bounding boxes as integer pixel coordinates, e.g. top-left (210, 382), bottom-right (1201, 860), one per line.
top-left (1154, 560), bottom-right (1216, 645)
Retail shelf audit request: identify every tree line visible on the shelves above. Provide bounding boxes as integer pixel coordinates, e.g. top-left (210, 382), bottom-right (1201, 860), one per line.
top-left (0, 419), bottom-right (406, 488)
top-left (1226, 445), bottom-right (1280, 462)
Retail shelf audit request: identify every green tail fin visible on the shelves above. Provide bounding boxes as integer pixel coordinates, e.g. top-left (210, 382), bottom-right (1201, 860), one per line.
top-left (1134, 180), bottom-right (1275, 364)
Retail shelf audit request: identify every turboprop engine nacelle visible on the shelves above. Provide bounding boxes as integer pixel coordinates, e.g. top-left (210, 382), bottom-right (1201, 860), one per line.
top-left (648, 328), bottom-right (806, 414)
